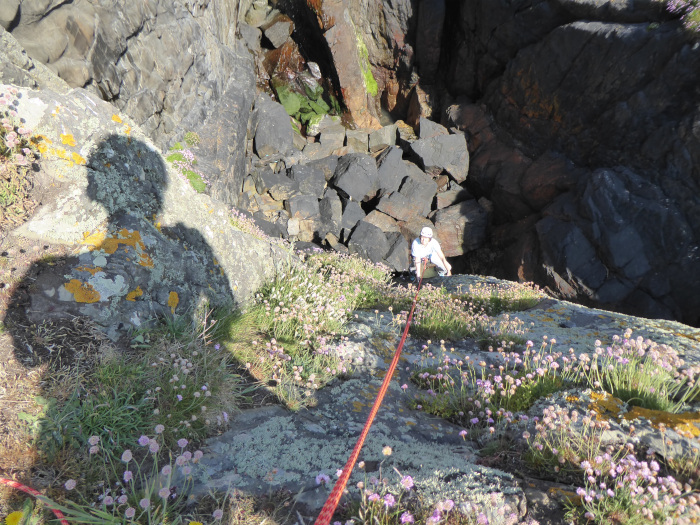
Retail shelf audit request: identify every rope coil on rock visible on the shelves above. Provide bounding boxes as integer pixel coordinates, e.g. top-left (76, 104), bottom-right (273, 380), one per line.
top-left (314, 262), bottom-right (427, 525)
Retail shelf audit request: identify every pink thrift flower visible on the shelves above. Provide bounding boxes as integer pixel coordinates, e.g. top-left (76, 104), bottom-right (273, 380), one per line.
top-left (88, 435), bottom-right (100, 446)
top-left (177, 438), bottom-right (189, 448)
top-left (123, 470), bottom-right (133, 482)
top-left (155, 424), bottom-right (165, 434)
top-left (121, 450), bottom-right (133, 462)
top-left (64, 479), bottom-right (77, 490)
top-left (162, 465), bottom-right (172, 475)
top-left (149, 440), bottom-right (160, 453)
top-left (212, 509), bottom-right (224, 520)
top-left (125, 507), bottom-right (135, 519)
top-left (89, 445), bottom-right (100, 455)
top-left (158, 487), bottom-right (170, 499)
top-left (139, 498), bottom-right (150, 509)
top-left (138, 435), bottom-right (150, 446)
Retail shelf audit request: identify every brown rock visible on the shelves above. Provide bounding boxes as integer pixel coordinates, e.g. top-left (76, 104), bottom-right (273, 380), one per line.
top-left (432, 200), bottom-right (488, 257)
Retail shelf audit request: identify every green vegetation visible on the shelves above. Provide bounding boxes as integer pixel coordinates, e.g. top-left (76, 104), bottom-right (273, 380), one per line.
top-left (165, 142), bottom-right (208, 193)
top-left (272, 78), bottom-right (332, 127)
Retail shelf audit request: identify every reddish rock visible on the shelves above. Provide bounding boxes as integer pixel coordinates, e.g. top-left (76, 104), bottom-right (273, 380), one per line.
top-left (521, 152), bottom-right (581, 211)
top-left (432, 200), bottom-right (488, 257)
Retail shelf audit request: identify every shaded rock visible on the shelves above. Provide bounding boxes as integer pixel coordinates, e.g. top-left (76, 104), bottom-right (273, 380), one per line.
top-left (406, 83), bottom-right (439, 128)
top-left (345, 129), bottom-right (369, 153)
top-left (363, 210), bottom-right (400, 234)
top-left (436, 187), bottom-right (472, 210)
top-left (319, 124), bottom-right (346, 154)
top-left (409, 133), bottom-right (469, 182)
top-left (397, 216), bottom-right (434, 244)
top-left (340, 198), bottom-right (366, 241)
top-left (521, 151), bottom-right (582, 211)
top-left (285, 194), bottom-right (320, 220)
top-left (415, 0), bottom-right (445, 81)
top-left (396, 119), bottom-right (418, 150)
top-left (261, 12), bottom-right (294, 48)
top-left (287, 164), bottom-right (325, 199)
top-left (332, 153), bottom-right (379, 202)
top-left (253, 167), bottom-right (299, 201)
top-left (384, 233), bottom-right (410, 272)
top-left (318, 188), bottom-right (343, 239)
top-left (253, 93), bottom-right (293, 158)
top-left (419, 117), bottom-right (449, 139)
top-left (306, 155), bottom-right (339, 182)
top-left (348, 221), bottom-right (390, 263)
top-left (375, 146), bottom-right (407, 196)
top-left (369, 124), bottom-right (397, 153)
top-left (432, 200), bottom-right (488, 257)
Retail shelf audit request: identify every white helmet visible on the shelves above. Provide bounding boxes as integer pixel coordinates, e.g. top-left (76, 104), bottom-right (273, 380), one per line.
top-left (420, 226), bottom-right (433, 238)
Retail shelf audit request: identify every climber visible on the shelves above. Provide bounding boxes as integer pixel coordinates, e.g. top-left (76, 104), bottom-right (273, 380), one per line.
top-left (411, 226), bottom-right (452, 279)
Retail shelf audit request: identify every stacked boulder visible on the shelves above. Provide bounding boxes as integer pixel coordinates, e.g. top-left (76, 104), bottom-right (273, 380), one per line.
top-left (239, 94), bottom-right (486, 272)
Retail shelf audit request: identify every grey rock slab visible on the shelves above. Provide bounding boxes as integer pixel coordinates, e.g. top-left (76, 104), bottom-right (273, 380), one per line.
top-left (287, 164), bottom-right (326, 199)
top-left (369, 124), bottom-right (398, 153)
top-left (253, 93), bottom-right (293, 158)
top-left (347, 221), bottom-right (390, 264)
top-left (409, 134), bottom-right (470, 183)
top-left (375, 146), bottom-right (406, 196)
top-left (193, 353), bottom-right (523, 519)
top-left (332, 153), bottom-right (379, 202)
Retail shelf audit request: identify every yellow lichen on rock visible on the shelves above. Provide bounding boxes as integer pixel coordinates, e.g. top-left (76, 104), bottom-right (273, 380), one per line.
top-left (588, 391), bottom-right (626, 418)
top-left (624, 407), bottom-right (700, 438)
top-left (168, 291), bottom-right (179, 313)
top-left (65, 279), bottom-right (101, 303)
top-left (60, 133), bottom-right (76, 146)
top-left (112, 114), bottom-right (123, 123)
top-left (126, 286), bottom-right (143, 301)
top-left (75, 265), bottom-right (103, 276)
top-left (71, 152), bottom-right (86, 165)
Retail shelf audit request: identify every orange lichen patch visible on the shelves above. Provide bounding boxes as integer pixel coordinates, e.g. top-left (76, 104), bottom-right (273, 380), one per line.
top-left (112, 114), bottom-right (123, 123)
top-left (549, 487), bottom-right (581, 506)
top-left (566, 395), bottom-right (580, 403)
top-left (126, 286), bottom-right (143, 302)
top-left (588, 391), bottom-right (626, 419)
top-left (60, 133), bottom-right (76, 147)
top-left (71, 152), bottom-right (86, 165)
top-left (168, 291), bottom-right (179, 314)
top-left (123, 125), bottom-right (131, 135)
top-left (352, 401), bottom-right (365, 412)
top-left (623, 407), bottom-right (700, 438)
top-left (65, 279), bottom-right (101, 303)
top-left (75, 265), bottom-right (103, 276)
top-left (82, 229), bottom-right (154, 267)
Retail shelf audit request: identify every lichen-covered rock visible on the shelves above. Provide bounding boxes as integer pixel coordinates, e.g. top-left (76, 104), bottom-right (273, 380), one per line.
top-left (9, 84), bottom-right (294, 338)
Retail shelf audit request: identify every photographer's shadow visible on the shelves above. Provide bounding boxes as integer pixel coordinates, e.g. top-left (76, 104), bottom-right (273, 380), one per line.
top-left (10, 133), bottom-right (235, 365)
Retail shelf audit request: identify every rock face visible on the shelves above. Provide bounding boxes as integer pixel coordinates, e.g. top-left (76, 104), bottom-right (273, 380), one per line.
top-left (4, 0), bottom-right (256, 209)
top-left (7, 83), bottom-right (293, 339)
top-left (4, 0), bottom-right (700, 326)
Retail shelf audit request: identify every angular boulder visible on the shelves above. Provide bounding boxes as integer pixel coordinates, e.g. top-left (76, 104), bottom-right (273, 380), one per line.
top-left (288, 164), bottom-right (326, 199)
top-left (253, 93), bottom-right (293, 158)
top-left (432, 200), bottom-right (488, 257)
top-left (409, 133), bottom-right (469, 182)
top-left (348, 221), bottom-right (390, 264)
top-left (332, 153), bottom-right (380, 202)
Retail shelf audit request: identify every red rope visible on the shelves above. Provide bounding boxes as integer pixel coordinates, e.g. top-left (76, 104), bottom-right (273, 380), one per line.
top-left (0, 478), bottom-right (69, 524)
top-left (314, 264), bottom-right (426, 525)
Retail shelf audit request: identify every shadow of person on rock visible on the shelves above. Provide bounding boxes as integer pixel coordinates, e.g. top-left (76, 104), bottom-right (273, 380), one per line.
top-left (1, 133), bottom-right (239, 493)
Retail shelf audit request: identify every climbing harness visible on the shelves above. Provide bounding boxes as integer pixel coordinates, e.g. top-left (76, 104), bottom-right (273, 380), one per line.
top-left (314, 261), bottom-right (428, 525)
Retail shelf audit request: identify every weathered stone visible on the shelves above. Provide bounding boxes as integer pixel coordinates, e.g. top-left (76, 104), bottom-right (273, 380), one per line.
top-left (368, 124), bottom-right (397, 153)
top-left (406, 83), bottom-right (439, 128)
top-left (306, 114), bottom-right (342, 137)
top-left (376, 165), bottom-right (437, 222)
top-left (384, 232), bottom-right (411, 272)
top-left (436, 186), bottom-right (471, 210)
top-left (396, 119), bottom-right (418, 150)
top-left (419, 117), bottom-right (449, 139)
top-left (252, 167), bottom-right (299, 201)
top-left (331, 153), bottom-right (379, 202)
top-left (432, 200), bottom-right (489, 257)
top-left (285, 194), bottom-right (320, 219)
top-left (237, 22), bottom-right (262, 54)
top-left (409, 133), bottom-right (469, 183)
top-left (261, 13), bottom-right (293, 48)
top-left (306, 155), bottom-right (339, 182)
top-left (375, 146), bottom-right (406, 196)
top-left (0, 1), bottom-right (19, 31)
top-left (520, 151), bottom-right (581, 211)
top-left (319, 124), bottom-right (346, 153)
top-left (363, 210), bottom-right (400, 234)
top-left (345, 129), bottom-right (369, 153)
top-left (348, 221), bottom-right (390, 263)
top-left (416, 0), bottom-right (445, 81)
top-left (319, 188), bottom-right (343, 238)
top-left (287, 164), bottom-right (325, 199)
top-left (253, 93), bottom-right (293, 158)
top-left (340, 198), bottom-right (366, 241)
